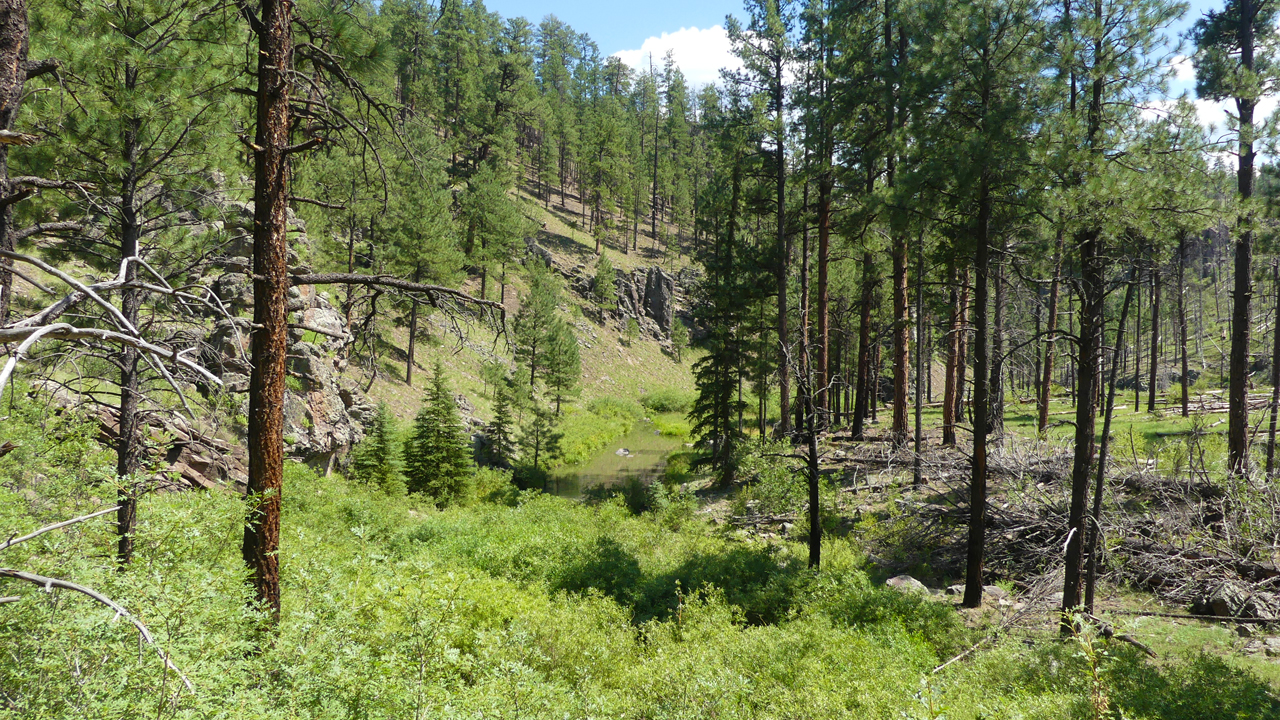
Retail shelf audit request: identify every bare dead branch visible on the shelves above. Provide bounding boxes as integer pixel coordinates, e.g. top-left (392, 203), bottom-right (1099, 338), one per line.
top-left (0, 568), bottom-right (194, 693)
top-left (0, 505), bottom-right (121, 552)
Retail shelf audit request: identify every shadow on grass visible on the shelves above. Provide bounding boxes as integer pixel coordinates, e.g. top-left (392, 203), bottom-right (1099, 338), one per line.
top-left (557, 537), bottom-right (810, 625)
top-left (1109, 649), bottom-right (1280, 720)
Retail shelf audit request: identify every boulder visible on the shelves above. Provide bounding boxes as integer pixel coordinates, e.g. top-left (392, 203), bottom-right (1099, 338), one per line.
top-left (886, 575), bottom-right (930, 595)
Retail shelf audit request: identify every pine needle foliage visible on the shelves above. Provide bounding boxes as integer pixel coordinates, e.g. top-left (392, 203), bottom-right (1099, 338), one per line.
top-left (404, 362), bottom-right (475, 505)
top-left (350, 402), bottom-right (404, 495)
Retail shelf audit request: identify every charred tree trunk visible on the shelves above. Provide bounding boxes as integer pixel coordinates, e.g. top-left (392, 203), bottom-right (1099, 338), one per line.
top-left (241, 0), bottom-right (294, 624)
top-left (816, 174), bottom-right (831, 429)
top-left (1085, 271), bottom-right (1136, 611)
top-left (1229, 0), bottom-right (1257, 476)
top-left (116, 109), bottom-right (143, 567)
top-left (954, 269), bottom-right (970, 438)
top-left (988, 249), bottom-right (1005, 436)
top-left (963, 175), bottom-right (991, 610)
top-left (1062, 60), bottom-right (1105, 635)
top-left (773, 50), bottom-right (791, 439)
top-left (0, 0), bottom-right (40, 326)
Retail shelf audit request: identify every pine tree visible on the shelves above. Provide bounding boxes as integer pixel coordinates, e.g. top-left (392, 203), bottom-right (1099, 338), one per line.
top-left (671, 318), bottom-right (689, 363)
top-left (404, 362), bottom-right (474, 505)
top-left (487, 379), bottom-right (518, 467)
top-left (544, 319), bottom-right (581, 414)
top-left (351, 402), bottom-right (404, 495)
top-left (512, 264), bottom-right (562, 388)
top-left (593, 253), bottom-right (616, 307)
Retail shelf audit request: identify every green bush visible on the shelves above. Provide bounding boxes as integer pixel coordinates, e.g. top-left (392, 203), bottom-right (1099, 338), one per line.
top-left (4, 400), bottom-right (1277, 720)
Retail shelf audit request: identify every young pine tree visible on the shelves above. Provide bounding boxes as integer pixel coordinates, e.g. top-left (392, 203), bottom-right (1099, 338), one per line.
top-left (404, 362), bottom-right (475, 506)
top-left (513, 264), bottom-right (562, 387)
top-left (487, 379), bottom-right (518, 467)
top-left (350, 403), bottom-right (405, 495)
top-left (544, 320), bottom-right (581, 415)
top-left (671, 318), bottom-right (689, 362)
top-left (593, 253), bottom-right (617, 308)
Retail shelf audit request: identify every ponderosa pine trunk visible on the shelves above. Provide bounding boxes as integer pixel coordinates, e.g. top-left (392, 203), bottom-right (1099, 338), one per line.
top-left (852, 251), bottom-right (874, 439)
top-left (773, 47), bottom-right (791, 439)
top-left (1062, 59), bottom-right (1106, 635)
top-left (962, 174), bottom-right (991, 610)
top-left (1085, 271), bottom-right (1136, 611)
top-left (943, 266), bottom-right (960, 446)
top-left (1179, 234), bottom-right (1190, 418)
top-left (116, 110), bottom-right (143, 567)
top-left (1037, 231), bottom-right (1063, 432)
top-left (1228, 0), bottom-right (1257, 476)
top-left (1147, 267), bottom-right (1160, 413)
top-left (406, 265), bottom-right (420, 386)
top-left (892, 230), bottom-right (909, 447)
top-left (1267, 260), bottom-right (1280, 476)
top-left (0, 0), bottom-right (37, 326)
top-left (241, 0), bottom-right (294, 623)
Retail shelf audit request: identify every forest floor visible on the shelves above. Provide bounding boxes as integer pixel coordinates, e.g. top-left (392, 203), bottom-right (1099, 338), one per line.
top-left (690, 388), bottom-right (1280, 690)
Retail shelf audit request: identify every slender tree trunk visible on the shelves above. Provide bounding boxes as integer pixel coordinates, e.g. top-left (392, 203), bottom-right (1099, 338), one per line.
top-left (241, 0), bottom-right (294, 623)
top-left (773, 52), bottom-right (790, 438)
top-left (1085, 271), bottom-right (1136, 611)
top-left (407, 265), bottom-right (420, 385)
top-left (1038, 232), bottom-right (1063, 432)
top-left (1267, 260), bottom-right (1280, 476)
top-left (0, 0), bottom-right (33, 326)
top-left (1147, 267), bottom-right (1161, 413)
top-left (913, 237), bottom-right (924, 485)
top-left (1229, 0), bottom-right (1256, 476)
top-left (1062, 59), bottom-right (1105, 635)
top-left (116, 109), bottom-right (143, 567)
top-left (963, 174), bottom-right (991, 609)
top-left (954, 269), bottom-right (970, 437)
top-left (943, 266), bottom-right (961, 446)
top-left (892, 229), bottom-right (909, 447)
top-left (988, 249), bottom-right (1005, 436)
top-left (852, 251), bottom-right (874, 439)
top-left (816, 174), bottom-right (831, 428)
top-left (1179, 234), bottom-right (1190, 418)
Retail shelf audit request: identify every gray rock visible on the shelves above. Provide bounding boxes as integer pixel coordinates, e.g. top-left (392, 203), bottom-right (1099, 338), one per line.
top-left (886, 575), bottom-right (930, 595)
top-left (213, 272), bottom-right (253, 309)
top-left (984, 584), bottom-right (1010, 600)
top-left (644, 266), bottom-right (675, 333)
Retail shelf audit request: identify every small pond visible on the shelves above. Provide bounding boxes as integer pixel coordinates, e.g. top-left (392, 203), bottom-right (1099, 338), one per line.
top-left (545, 419), bottom-right (686, 497)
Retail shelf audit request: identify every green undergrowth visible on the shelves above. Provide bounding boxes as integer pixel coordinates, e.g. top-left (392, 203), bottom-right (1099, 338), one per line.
top-left (3, 406), bottom-right (1279, 718)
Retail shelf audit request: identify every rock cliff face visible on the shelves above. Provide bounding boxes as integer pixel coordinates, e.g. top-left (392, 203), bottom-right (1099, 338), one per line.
top-left (135, 193), bottom-right (378, 492)
top-left (522, 238), bottom-right (692, 339)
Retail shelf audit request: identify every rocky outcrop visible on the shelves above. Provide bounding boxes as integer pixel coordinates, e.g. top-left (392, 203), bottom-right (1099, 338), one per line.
top-left (644, 267), bottom-right (675, 333)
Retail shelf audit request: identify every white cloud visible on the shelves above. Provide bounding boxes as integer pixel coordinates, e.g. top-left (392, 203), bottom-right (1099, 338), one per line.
top-left (613, 25), bottom-right (742, 89)
top-left (1169, 54), bottom-right (1196, 83)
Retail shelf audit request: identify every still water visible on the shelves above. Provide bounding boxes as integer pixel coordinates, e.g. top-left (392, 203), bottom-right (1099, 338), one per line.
top-left (545, 419), bottom-right (685, 497)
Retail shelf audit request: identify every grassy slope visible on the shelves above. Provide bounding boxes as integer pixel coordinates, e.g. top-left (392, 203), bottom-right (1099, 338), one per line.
top-left (352, 183), bottom-right (697, 471)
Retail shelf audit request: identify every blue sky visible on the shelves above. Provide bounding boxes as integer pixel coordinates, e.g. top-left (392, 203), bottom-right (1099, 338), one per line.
top-left (479, 0), bottom-right (741, 57)
top-left (481, 0), bottom-right (1236, 123)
